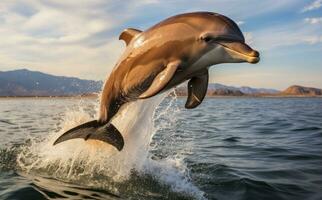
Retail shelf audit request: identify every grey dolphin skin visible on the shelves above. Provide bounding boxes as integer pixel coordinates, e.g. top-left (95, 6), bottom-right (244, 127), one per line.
top-left (54, 12), bottom-right (260, 151)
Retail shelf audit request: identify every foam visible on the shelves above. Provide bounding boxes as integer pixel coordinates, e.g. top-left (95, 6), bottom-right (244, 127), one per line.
top-left (16, 92), bottom-right (205, 199)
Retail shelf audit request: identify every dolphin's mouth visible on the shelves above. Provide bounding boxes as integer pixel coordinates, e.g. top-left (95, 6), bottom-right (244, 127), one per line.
top-left (217, 41), bottom-right (260, 64)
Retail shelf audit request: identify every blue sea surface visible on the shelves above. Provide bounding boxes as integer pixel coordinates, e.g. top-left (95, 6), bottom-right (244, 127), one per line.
top-left (0, 97), bottom-right (322, 200)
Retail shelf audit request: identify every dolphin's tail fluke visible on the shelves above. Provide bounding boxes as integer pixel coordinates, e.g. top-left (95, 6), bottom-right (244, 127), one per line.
top-left (53, 120), bottom-right (124, 151)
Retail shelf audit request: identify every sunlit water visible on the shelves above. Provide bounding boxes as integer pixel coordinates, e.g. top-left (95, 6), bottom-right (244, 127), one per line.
top-left (0, 96), bottom-right (322, 200)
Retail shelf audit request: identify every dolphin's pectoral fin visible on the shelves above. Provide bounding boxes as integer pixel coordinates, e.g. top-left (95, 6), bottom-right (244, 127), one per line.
top-left (119, 28), bottom-right (142, 46)
top-left (53, 120), bottom-right (124, 151)
top-left (139, 60), bottom-right (181, 99)
top-left (185, 70), bottom-right (209, 109)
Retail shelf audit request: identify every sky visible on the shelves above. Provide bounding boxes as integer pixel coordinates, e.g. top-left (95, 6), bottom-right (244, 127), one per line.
top-left (0, 0), bottom-right (321, 90)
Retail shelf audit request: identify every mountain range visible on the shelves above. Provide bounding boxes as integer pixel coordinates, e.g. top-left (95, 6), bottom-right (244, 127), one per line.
top-left (0, 69), bottom-right (102, 96)
top-left (0, 69), bottom-right (321, 97)
top-left (174, 83), bottom-right (280, 96)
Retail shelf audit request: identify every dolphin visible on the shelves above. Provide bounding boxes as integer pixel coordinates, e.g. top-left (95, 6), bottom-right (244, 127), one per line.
top-left (53, 12), bottom-right (260, 151)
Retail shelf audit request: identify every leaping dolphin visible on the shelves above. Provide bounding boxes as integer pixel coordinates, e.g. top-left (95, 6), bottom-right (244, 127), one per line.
top-left (54, 12), bottom-right (260, 151)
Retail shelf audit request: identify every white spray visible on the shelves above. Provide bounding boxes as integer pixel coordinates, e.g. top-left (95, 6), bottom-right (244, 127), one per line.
top-left (17, 93), bottom-right (205, 199)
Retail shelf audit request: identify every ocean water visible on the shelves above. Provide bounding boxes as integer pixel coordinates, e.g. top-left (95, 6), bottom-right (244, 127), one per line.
top-left (0, 96), bottom-right (321, 200)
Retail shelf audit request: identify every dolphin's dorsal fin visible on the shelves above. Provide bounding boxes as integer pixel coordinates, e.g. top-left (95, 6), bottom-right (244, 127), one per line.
top-left (119, 28), bottom-right (142, 46)
top-left (185, 70), bottom-right (209, 109)
top-left (139, 60), bottom-right (181, 99)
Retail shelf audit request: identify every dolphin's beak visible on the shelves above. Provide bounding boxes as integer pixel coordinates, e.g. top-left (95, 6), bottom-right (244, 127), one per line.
top-left (218, 41), bottom-right (260, 64)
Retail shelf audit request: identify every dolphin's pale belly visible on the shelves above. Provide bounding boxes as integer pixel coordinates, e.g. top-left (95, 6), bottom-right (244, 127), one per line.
top-left (163, 53), bottom-right (213, 92)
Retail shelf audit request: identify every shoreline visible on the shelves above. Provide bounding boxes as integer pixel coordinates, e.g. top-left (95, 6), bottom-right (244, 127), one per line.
top-left (0, 95), bottom-right (98, 99)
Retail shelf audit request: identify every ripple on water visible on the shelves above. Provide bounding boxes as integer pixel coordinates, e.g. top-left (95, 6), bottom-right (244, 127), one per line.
top-left (0, 97), bottom-right (322, 200)
top-left (222, 136), bottom-right (241, 142)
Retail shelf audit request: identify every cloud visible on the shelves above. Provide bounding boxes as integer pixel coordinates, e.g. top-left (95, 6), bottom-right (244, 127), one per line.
top-left (305, 17), bottom-right (322, 24)
top-left (0, 0), bottom-right (317, 82)
top-left (302, 0), bottom-right (322, 12)
top-left (0, 0), bottom-right (159, 79)
top-left (303, 35), bottom-right (322, 44)
top-left (180, 0), bottom-right (299, 20)
top-left (237, 21), bottom-right (245, 25)
top-left (250, 20), bottom-right (322, 50)
top-left (244, 32), bottom-right (253, 44)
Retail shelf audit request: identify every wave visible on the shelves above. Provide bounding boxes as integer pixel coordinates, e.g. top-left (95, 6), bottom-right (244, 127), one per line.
top-left (8, 93), bottom-right (205, 199)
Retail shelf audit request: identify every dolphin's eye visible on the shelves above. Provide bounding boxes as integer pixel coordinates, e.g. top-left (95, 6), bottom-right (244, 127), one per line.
top-left (202, 36), bottom-right (212, 43)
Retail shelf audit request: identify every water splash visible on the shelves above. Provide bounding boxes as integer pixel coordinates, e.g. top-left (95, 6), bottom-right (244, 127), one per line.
top-left (16, 93), bottom-right (205, 199)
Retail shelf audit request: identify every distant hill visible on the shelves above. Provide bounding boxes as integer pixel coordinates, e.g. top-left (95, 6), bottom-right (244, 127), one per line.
top-left (239, 86), bottom-right (279, 95)
top-left (208, 83), bottom-right (279, 95)
top-left (209, 88), bottom-right (244, 96)
top-left (281, 85), bottom-right (322, 96)
top-left (175, 83), bottom-right (280, 96)
top-left (1, 69), bottom-right (320, 97)
top-left (0, 69), bottom-right (103, 96)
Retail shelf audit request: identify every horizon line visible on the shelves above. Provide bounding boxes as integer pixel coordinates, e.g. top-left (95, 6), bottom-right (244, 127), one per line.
top-left (1, 68), bottom-right (322, 91)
